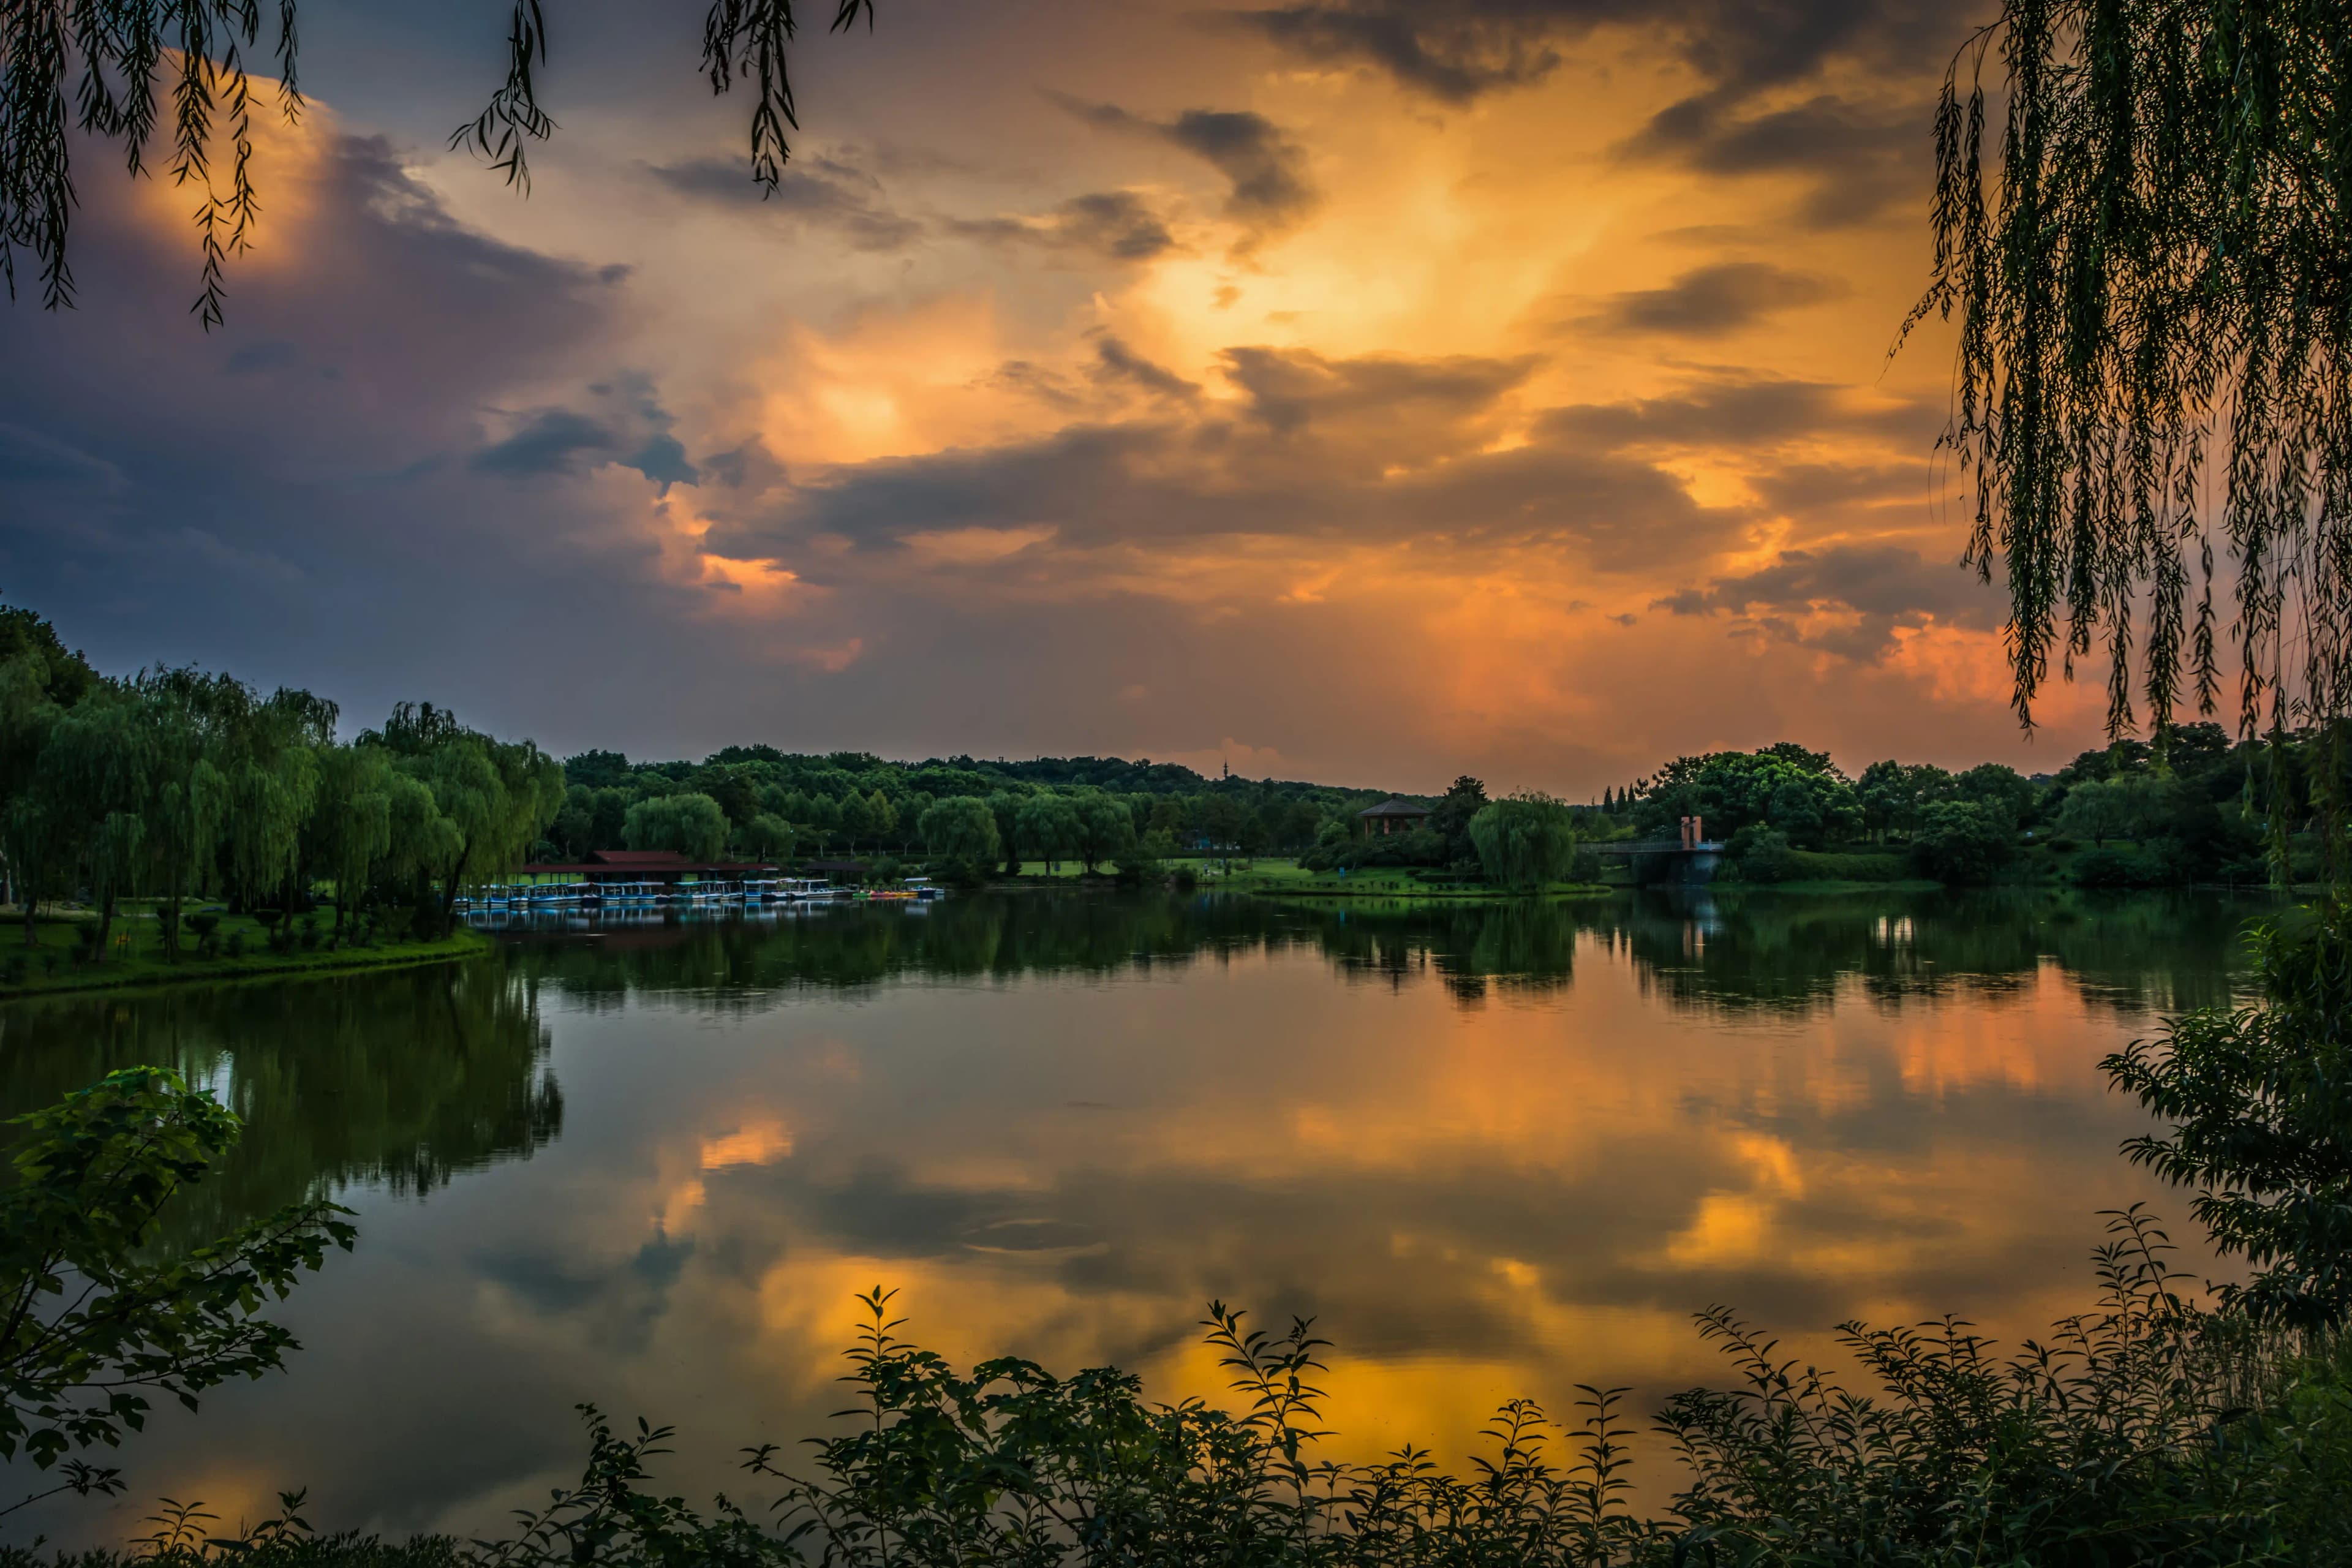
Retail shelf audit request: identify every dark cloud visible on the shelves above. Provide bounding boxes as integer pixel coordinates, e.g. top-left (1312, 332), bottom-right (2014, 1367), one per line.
top-left (953, 190), bottom-right (1178, 263)
top-left (1234, 3), bottom-right (1573, 102)
top-left (1750, 460), bottom-right (1924, 516)
top-left (1088, 336), bottom-right (1199, 400)
top-left (1234, 1), bottom-right (1939, 228)
top-left (1221, 345), bottom-right (1537, 443)
top-left (473, 410), bottom-right (614, 477)
top-left (647, 154), bottom-right (922, 251)
top-left (1049, 96), bottom-right (1319, 236)
top-left (474, 377), bottom-right (700, 491)
top-left (1653, 543), bottom-right (1988, 659)
top-left (1587, 261), bottom-right (1845, 337)
top-left (1233, 0), bottom-right (1945, 105)
top-left (1542, 376), bottom-right (1934, 453)
top-left (699, 345), bottom-right (1724, 573)
top-left (1161, 110), bottom-right (1317, 228)
top-left (1626, 92), bottom-right (1924, 228)
top-left (0, 129), bottom-right (745, 734)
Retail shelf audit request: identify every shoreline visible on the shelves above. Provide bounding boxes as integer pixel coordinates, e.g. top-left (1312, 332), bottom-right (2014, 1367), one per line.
top-left (0, 927), bottom-right (492, 1003)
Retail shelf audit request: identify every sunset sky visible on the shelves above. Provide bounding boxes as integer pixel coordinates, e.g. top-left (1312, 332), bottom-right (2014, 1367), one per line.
top-left (0, 0), bottom-right (2117, 793)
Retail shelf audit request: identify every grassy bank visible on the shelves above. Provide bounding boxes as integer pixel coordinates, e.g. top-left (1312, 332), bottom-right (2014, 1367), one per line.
top-left (1196, 859), bottom-right (1610, 900)
top-left (0, 907), bottom-right (489, 1000)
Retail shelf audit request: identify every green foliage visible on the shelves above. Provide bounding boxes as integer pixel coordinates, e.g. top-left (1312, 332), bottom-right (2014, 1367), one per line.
top-left (1661, 1210), bottom-right (2281, 1562)
top-left (743, 813), bottom-right (796, 861)
top-left (1635, 748), bottom-right (1860, 848)
top-left (2056, 778), bottom-right (2141, 846)
top-left (1, 1068), bottom-right (353, 1486)
top-left (2106, 908), bottom-right (2352, 1328)
top-left (1911, 0), bottom-right (2352, 740)
top-left (55, 1226), bottom-right (2345, 1566)
top-left (1014, 794), bottom-right (1080, 872)
top-left (1726, 827), bottom-right (1800, 883)
top-left (2073, 844), bottom-right (2160, 889)
top-left (1786, 850), bottom-right (1907, 882)
top-left (620, 793), bottom-right (729, 862)
top-left (1427, 775), bottom-right (1490, 868)
top-left (364, 707), bottom-right (565, 933)
top-left (1908, 799), bottom-right (2017, 884)
top-left (915, 797), bottom-right (1000, 868)
top-left (1069, 793), bottom-right (1133, 873)
top-left (1468, 793), bottom-right (1576, 891)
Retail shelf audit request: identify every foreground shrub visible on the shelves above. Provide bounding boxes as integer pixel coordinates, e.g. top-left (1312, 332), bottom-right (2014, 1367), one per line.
top-left (30, 1212), bottom-right (2345, 1566)
top-left (1, 1070), bottom-right (353, 1507)
top-left (2107, 907), bottom-right (2352, 1327)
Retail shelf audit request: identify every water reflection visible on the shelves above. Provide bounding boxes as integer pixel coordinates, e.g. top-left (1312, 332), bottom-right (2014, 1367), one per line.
top-left (0, 963), bottom-right (560, 1248)
top-left (470, 885), bottom-right (2269, 1020)
top-left (0, 887), bottom-right (2280, 1547)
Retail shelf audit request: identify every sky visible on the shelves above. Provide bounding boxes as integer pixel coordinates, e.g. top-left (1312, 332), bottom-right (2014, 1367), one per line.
top-left (0, 0), bottom-right (2120, 794)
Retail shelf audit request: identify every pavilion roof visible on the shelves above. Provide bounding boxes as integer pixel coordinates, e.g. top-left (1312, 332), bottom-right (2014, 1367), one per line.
top-left (1357, 797), bottom-right (1432, 818)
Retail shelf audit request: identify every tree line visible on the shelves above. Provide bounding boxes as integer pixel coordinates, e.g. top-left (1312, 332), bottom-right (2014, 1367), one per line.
top-left (0, 606), bottom-right (562, 957)
top-left (1595, 728), bottom-right (2283, 887)
top-left (545, 744), bottom-right (1390, 879)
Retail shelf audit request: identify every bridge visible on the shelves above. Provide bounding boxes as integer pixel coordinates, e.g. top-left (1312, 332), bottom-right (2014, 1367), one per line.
top-left (1589, 839), bottom-right (1727, 883)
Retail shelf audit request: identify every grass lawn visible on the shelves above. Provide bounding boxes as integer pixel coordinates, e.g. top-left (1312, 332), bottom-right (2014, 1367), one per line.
top-left (0, 902), bottom-right (489, 1000)
top-left (1189, 859), bottom-right (1610, 901)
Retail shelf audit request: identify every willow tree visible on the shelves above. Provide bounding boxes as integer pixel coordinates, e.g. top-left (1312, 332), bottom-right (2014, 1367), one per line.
top-left (1, 0), bottom-right (876, 325)
top-left (364, 705), bottom-right (563, 936)
top-left (1468, 794), bottom-right (1577, 893)
top-left (134, 668), bottom-right (241, 961)
top-left (306, 744), bottom-right (392, 936)
top-left (215, 690), bottom-right (328, 915)
top-left (1929, 4), bottom-right (2352, 1325)
top-left (35, 693), bottom-right (152, 958)
top-left (1912, 1), bottom-right (2352, 843)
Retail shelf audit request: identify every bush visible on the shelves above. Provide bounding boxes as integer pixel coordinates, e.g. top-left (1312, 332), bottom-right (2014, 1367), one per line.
top-left (928, 856), bottom-right (991, 891)
top-left (183, 913), bottom-right (221, 941)
top-left (1909, 798), bottom-right (2018, 884)
top-left (225, 932), bottom-right (247, 959)
top-left (2106, 907), bottom-right (2352, 1327)
top-left (1727, 826), bottom-right (1801, 882)
top-left (2074, 844), bottom-right (2157, 888)
top-left (74, 1224), bottom-right (2334, 1568)
top-left (1790, 850), bottom-right (1907, 881)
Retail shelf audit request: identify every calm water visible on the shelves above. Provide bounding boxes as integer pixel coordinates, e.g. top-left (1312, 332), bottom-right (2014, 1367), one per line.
top-left (0, 888), bottom-right (2280, 1542)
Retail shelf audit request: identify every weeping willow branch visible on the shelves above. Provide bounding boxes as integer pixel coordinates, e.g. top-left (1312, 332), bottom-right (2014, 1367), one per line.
top-left (1907, 0), bottom-right (2352, 774)
top-left (1, 0), bottom-right (876, 324)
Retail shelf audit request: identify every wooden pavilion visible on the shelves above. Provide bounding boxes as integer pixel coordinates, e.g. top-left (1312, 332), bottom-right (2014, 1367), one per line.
top-left (1357, 798), bottom-right (1434, 836)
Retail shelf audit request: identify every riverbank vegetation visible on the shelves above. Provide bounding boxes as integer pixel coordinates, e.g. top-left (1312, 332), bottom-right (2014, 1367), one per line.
top-left (0, 608), bottom-right (561, 981)
top-left (0, 907), bottom-right (485, 1000)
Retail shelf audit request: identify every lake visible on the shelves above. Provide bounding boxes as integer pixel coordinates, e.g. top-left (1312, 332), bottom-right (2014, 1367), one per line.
top-left (0, 886), bottom-right (2280, 1544)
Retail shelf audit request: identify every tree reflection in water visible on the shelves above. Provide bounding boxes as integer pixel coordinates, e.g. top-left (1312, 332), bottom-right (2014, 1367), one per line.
top-left (0, 963), bottom-right (560, 1250)
top-left (488, 886), bottom-right (2272, 1020)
